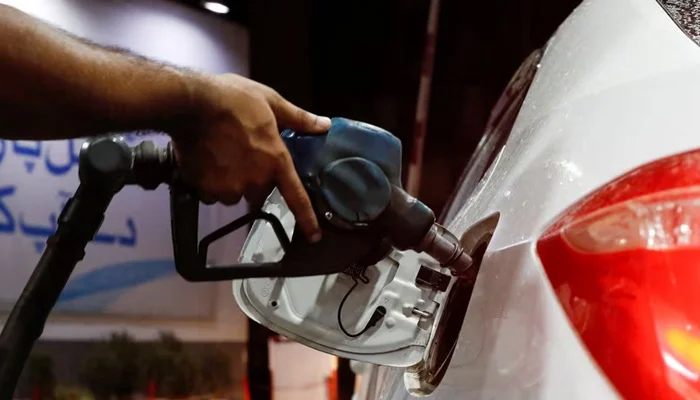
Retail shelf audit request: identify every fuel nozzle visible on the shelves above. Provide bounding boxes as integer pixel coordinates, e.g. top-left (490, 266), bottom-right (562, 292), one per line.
top-left (417, 224), bottom-right (473, 277)
top-left (380, 186), bottom-right (472, 277)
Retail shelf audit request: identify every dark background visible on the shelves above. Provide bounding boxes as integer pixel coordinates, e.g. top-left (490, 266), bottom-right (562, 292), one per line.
top-left (179, 1), bottom-right (583, 399)
top-left (178, 0), bottom-right (581, 213)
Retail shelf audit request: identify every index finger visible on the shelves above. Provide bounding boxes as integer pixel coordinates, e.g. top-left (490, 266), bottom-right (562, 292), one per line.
top-left (276, 151), bottom-right (322, 243)
top-left (266, 90), bottom-right (331, 134)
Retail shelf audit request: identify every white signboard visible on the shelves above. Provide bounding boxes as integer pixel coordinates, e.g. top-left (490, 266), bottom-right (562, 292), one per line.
top-left (0, 134), bottom-right (241, 319)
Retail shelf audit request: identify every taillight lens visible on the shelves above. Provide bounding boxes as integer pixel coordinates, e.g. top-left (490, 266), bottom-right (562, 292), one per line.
top-left (537, 149), bottom-right (700, 400)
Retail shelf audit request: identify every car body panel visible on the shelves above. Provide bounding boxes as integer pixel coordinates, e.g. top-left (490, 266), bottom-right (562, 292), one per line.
top-left (359, 0), bottom-right (700, 398)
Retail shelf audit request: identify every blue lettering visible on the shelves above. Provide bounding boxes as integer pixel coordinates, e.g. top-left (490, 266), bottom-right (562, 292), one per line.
top-left (12, 141), bottom-right (41, 174)
top-left (19, 214), bottom-right (56, 238)
top-left (118, 218), bottom-right (137, 246)
top-left (0, 186), bottom-right (15, 233)
top-left (93, 218), bottom-right (137, 246)
top-left (94, 232), bottom-right (117, 244)
top-left (45, 139), bottom-right (79, 176)
top-left (1, 187), bottom-right (139, 252)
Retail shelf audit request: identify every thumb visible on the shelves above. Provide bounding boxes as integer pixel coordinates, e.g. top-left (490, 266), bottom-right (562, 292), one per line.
top-left (268, 93), bottom-right (331, 133)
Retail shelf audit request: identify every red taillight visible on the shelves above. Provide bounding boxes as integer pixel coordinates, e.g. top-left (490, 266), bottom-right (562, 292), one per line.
top-left (537, 149), bottom-right (700, 400)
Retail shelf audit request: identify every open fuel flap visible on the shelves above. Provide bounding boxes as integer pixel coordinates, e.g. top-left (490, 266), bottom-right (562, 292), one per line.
top-left (233, 190), bottom-right (454, 368)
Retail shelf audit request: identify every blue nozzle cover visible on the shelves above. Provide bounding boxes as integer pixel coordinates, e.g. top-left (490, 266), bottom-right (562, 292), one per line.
top-left (281, 117), bottom-right (403, 225)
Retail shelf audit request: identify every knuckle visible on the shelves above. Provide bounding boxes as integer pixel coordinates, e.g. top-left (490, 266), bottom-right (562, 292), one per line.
top-left (268, 154), bottom-right (287, 172)
top-left (253, 147), bottom-right (283, 171)
top-left (198, 179), bottom-right (219, 196)
top-left (275, 145), bottom-right (293, 162)
top-left (262, 86), bottom-right (280, 100)
top-left (251, 88), bottom-right (273, 105)
top-left (201, 196), bottom-right (217, 206)
top-left (275, 149), bottom-right (291, 165)
top-left (220, 193), bottom-right (242, 205)
top-left (295, 107), bottom-right (311, 124)
top-left (288, 185), bottom-right (309, 209)
top-left (200, 175), bottom-right (244, 199)
top-left (251, 118), bottom-right (277, 136)
top-left (241, 85), bottom-right (266, 101)
top-left (250, 171), bottom-right (271, 187)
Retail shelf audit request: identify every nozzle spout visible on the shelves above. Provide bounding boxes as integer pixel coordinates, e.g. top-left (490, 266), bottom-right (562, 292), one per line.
top-left (419, 224), bottom-right (473, 277)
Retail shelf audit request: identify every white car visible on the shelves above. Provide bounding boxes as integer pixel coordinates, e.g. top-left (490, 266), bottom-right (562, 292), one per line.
top-left (234, 0), bottom-right (700, 399)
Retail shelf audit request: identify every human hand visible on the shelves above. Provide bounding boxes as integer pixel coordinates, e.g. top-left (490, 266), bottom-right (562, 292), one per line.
top-left (170, 73), bottom-right (330, 242)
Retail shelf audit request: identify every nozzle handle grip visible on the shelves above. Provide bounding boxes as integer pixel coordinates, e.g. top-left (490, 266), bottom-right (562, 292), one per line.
top-left (169, 180), bottom-right (289, 280)
top-left (169, 178), bottom-right (378, 281)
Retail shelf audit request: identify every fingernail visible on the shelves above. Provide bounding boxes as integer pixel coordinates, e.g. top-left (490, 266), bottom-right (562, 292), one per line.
top-left (316, 116), bottom-right (332, 130)
top-left (310, 231), bottom-right (322, 243)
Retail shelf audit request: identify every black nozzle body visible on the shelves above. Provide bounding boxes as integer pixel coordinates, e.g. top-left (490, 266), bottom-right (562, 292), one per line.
top-left (127, 140), bottom-right (175, 189)
top-left (380, 186), bottom-right (436, 250)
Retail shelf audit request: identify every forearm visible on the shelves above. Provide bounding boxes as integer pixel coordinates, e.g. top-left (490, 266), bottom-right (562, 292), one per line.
top-left (0, 5), bottom-right (207, 140)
